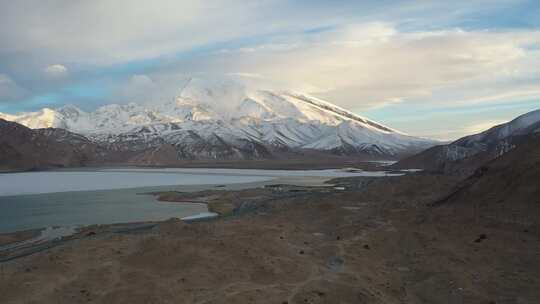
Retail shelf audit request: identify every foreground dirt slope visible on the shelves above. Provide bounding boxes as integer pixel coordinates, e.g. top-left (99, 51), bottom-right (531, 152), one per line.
top-left (1, 165), bottom-right (538, 304)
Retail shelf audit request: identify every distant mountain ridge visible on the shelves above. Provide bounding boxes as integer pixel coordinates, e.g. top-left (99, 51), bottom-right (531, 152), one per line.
top-left (394, 109), bottom-right (540, 174)
top-left (0, 79), bottom-right (436, 162)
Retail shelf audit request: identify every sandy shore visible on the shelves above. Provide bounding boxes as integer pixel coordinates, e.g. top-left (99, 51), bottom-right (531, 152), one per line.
top-left (0, 229), bottom-right (42, 247)
top-left (0, 173), bottom-right (538, 303)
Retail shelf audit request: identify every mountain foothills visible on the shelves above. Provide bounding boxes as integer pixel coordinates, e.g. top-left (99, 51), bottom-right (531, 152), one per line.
top-left (395, 109), bottom-right (540, 175)
top-left (0, 119), bottom-right (96, 170)
top-left (435, 132), bottom-right (540, 213)
top-left (0, 80), bottom-right (435, 170)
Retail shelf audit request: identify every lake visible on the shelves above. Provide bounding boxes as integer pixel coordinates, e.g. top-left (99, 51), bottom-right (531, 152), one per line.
top-left (0, 168), bottom-right (401, 234)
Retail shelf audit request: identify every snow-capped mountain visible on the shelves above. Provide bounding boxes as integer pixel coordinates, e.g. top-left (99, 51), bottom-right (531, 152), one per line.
top-left (395, 109), bottom-right (540, 173)
top-left (0, 79), bottom-right (436, 161)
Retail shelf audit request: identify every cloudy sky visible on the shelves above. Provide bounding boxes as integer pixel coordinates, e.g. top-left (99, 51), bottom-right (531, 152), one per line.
top-left (1, 0), bottom-right (539, 139)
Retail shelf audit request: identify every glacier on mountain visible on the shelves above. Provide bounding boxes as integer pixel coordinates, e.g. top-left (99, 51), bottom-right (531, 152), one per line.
top-left (0, 79), bottom-right (436, 160)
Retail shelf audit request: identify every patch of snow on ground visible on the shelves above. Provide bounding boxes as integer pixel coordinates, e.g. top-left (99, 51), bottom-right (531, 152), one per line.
top-left (181, 212), bottom-right (219, 221)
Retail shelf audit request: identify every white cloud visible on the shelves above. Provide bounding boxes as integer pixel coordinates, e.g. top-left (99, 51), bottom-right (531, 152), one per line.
top-left (172, 24), bottom-right (540, 111)
top-left (0, 1), bottom-right (351, 66)
top-left (1, 0), bottom-right (539, 120)
top-left (54, 18), bottom-right (539, 117)
top-left (420, 118), bottom-right (510, 140)
top-left (44, 64), bottom-right (68, 77)
top-left (129, 74), bottom-right (155, 88)
top-left (117, 74), bottom-right (158, 103)
top-left (463, 119), bottom-right (508, 134)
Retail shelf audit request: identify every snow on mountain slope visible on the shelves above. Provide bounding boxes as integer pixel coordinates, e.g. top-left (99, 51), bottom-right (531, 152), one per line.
top-left (0, 79), bottom-right (436, 160)
top-left (394, 108), bottom-right (540, 173)
top-left (438, 109), bottom-right (540, 162)
top-left (0, 108), bottom-right (66, 129)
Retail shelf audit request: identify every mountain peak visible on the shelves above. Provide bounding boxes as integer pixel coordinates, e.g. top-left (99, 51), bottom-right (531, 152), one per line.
top-left (57, 104), bottom-right (85, 118)
top-left (0, 82), bottom-right (437, 159)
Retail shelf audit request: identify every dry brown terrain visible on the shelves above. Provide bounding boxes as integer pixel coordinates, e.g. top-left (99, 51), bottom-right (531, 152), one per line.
top-left (0, 166), bottom-right (538, 304)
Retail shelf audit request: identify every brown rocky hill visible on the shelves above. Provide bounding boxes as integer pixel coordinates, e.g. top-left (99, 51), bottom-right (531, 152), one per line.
top-left (433, 133), bottom-right (540, 226)
top-left (0, 119), bottom-right (98, 171)
top-left (0, 119), bottom-right (388, 171)
top-left (394, 109), bottom-right (540, 175)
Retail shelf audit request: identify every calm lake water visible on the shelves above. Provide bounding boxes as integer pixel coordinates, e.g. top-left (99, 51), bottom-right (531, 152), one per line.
top-left (0, 168), bottom-right (401, 234)
top-left (0, 188), bottom-right (208, 234)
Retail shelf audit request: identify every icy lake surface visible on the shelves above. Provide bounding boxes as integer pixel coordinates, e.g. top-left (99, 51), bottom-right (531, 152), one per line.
top-left (0, 170), bottom-right (273, 196)
top-left (0, 168), bottom-right (402, 234)
top-left (0, 168), bottom-right (401, 196)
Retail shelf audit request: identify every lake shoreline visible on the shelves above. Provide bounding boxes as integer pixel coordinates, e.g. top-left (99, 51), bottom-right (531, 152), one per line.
top-left (0, 168), bottom-right (406, 263)
top-left (0, 176), bottom-right (358, 262)
top-left (0, 168), bottom-right (405, 235)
